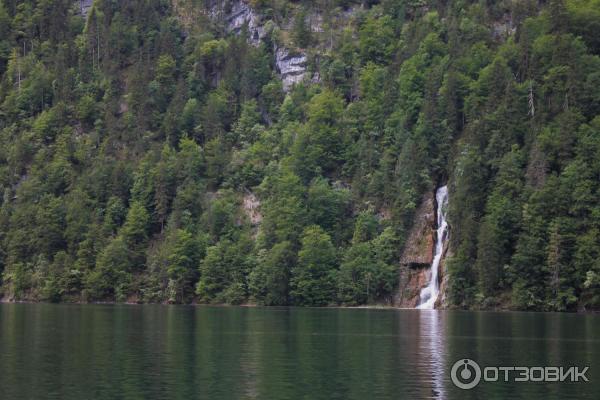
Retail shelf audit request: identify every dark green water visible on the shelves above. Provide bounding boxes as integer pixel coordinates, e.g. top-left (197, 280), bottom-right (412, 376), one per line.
top-left (0, 304), bottom-right (598, 399)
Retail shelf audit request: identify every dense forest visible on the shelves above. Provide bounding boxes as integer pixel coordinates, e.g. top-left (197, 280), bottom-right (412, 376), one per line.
top-left (0, 0), bottom-right (599, 311)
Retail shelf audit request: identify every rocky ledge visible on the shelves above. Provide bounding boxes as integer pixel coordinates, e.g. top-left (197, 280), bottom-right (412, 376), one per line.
top-left (275, 47), bottom-right (308, 91)
top-left (394, 192), bottom-right (435, 307)
top-left (210, 0), bottom-right (266, 45)
top-left (208, 0), bottom-right (309, 91)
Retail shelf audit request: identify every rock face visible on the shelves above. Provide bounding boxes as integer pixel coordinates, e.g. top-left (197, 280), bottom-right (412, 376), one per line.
top-left (210, 0), bottom-right (266, 45)
top-left (275, 47), bottom-right (308, 91)
top-left (400, 193), bottom-right (435, 267)
top-left (394, 192), bottom-right (436, 307)
top-left (242, 191), bottom-right (262, 225)
top-left (395, 265), bottom-right (431, 308)
top-left (76, 0), bottom-right (94, 19)
top-left (206, 0), bottom-right (309, 91)
top-left (492, 13), bottom-right (516, 40)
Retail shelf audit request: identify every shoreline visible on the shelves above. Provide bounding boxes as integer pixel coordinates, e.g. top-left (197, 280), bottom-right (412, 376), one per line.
top-left (1, 297), bottom-right (598, 314)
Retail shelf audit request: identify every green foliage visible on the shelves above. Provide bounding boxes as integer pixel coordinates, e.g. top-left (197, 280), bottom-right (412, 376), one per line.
top-left (337, 227), bottom-right (398, 305)
top-left (258, 169), bottom-right (307, 246)
top-left (475, 148), bottom-right (524, 298)
top-left (358, 14), bottom-right (395, 65)
top-left (291, 89), bottom-right (346, 179)
top-left (0, 0), bottom-right (599, 311)
top-left (87, 236), bottom-right (132, 301)
top-left (291, 8), bottom-right (311, 48)
top-left (249, 241), bottom-right (294, 305)
top-left (290, 225), bottom-right (337, 306)
top-left (167, 229), bottom-right (205, 303)
top-left (306, 178), bottom-right (351, 243)
top-left (196, 233), bottom-right (253, 304)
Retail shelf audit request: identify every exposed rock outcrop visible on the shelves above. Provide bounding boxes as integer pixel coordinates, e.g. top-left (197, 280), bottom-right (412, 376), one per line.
top-left (275, 47), bottom-right (308, 90)
top-left (395, 265), bottom-right (430, 308)
top-left (492, 13), bottom-right (516, 40)
top-left (76, 0), bottom-right (94, 19)
top-left (400, 193), bottom-right (435, 267)
top-left (204, 0), bottom-right (310, 91)
top-left (394, 192), bottom-right (435, 307)
top-left (209, 0), bottom-right (266, 45)
top-left (243, 191), bottom-right (262, 225)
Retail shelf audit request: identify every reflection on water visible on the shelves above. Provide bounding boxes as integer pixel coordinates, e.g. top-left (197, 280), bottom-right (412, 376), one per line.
top-left (418, 310), bottom-right (446, 399)
top-left (0, 304), bottom-right (599, 400)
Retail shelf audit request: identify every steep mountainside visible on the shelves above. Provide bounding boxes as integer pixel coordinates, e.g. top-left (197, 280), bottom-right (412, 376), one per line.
top-left (1, 0), bottom-right (600, 311)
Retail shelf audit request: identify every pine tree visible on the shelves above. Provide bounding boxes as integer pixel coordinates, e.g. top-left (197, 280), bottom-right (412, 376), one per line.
top-left (290, 226), bottom-right (337, 306)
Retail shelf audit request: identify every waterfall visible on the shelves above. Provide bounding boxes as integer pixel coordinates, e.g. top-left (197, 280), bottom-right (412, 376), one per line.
top-left (417, 185), bottom-right (449, 310)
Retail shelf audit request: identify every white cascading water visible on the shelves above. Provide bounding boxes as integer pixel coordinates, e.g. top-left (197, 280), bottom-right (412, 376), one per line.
top-left (417, 185), bottom-right (449, 310)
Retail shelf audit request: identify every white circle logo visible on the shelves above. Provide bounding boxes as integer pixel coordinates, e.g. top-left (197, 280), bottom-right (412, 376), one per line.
top-left (451, 359), bottom-right (481, 390)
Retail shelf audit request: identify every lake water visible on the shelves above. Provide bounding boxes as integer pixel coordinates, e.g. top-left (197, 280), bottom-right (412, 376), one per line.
top-left (0, 304), bottom-right (598, 399)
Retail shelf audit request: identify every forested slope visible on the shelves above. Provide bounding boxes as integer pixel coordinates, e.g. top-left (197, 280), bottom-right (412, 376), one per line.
top-left (1, 0), bottom-right (599, 310)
